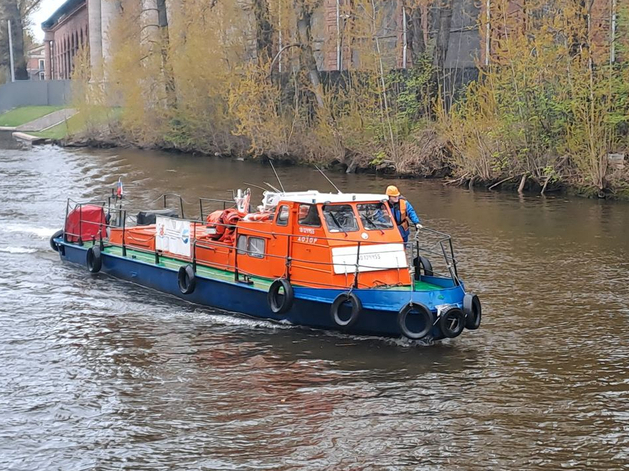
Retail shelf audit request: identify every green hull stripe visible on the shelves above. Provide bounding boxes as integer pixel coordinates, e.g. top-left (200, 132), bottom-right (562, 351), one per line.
top-left (97, 244), bottom-right (441, 292)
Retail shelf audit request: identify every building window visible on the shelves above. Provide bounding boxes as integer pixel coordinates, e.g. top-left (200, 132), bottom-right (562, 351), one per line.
top-left (39, 59), bottom-right (45, 70)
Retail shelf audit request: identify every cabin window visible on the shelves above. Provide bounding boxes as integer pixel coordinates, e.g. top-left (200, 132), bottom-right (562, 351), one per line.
top-left (298, 204), bottom-right (321, 227)
top-left (237, 235), bottom-right (247, 254)
top-left (322, 204), bottom-right (359, 232)
top-left (357, 203), bottom-right (394, 230)
top-left (276, 205), bottom-right (289, 226)
top-left (248, 237), bottom-right (266, 258)
top-left (237, 235), bottom-right (266, 258)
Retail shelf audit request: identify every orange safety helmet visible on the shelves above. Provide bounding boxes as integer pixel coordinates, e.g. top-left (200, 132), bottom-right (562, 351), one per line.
top-left (386, 185), bottom-right (401, 197)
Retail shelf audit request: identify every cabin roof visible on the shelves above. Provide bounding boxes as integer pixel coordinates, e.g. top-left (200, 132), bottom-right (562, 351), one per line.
top-left (279, 191), bottom-right (387, 205)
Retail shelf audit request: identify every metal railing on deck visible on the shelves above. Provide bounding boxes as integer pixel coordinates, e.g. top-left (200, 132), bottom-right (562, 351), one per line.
top-left (63, 199), bottom-right (108, 246)
top-left (414, 227), bottom-right (459, 285)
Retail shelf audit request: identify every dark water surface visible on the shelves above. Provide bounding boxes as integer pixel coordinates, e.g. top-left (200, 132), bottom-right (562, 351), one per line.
top-left (1, 145), bottom-right (628, 470)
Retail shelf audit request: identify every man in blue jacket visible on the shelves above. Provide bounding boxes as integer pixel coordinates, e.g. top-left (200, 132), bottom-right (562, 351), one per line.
top-left (386, 185), bottom-right (422, 242)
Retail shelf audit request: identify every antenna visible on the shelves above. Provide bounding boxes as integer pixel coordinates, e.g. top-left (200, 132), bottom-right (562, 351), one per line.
top-left (264, 182), bottom-right (281, 193)
top-left (268, 160), bottom-right (286, 193)
top-left (314, 164), bottom-right (342, 194)
top-left (244, 182), bottom-right (269, 192)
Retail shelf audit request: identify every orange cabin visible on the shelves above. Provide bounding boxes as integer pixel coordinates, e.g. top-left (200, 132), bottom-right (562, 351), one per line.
top-left (109, 192), bottom-right (412, 289)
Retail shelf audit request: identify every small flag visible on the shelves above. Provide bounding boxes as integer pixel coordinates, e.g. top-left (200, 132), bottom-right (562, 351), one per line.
top-left (116, 178), bottom-right (124, 198)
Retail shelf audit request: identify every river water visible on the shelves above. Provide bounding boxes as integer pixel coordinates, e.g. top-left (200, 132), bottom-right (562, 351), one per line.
top-left (1, 143), bottom-right (628, 470)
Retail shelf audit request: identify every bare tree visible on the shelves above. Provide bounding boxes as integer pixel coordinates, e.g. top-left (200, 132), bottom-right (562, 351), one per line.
top-left (295, 0), bottom-right (324, 109)
top-left (157, 0), bottom-right (177, 107)
top-left (0, 0), bottom-right (42, 80)
top-left (253, 0), bottom-right (274, 62)
top-left (402, 0), bottom-right (426, 64)
top-left (432, 0), bottom-right (452, 73)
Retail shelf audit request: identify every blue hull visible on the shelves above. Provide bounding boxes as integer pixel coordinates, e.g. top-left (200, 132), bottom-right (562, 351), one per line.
top-left (57, 241), bottom-right (468, 340)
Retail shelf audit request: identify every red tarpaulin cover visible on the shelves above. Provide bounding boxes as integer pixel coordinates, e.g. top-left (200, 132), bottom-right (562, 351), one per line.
top-left (65, 205), bottom-right (107, 243)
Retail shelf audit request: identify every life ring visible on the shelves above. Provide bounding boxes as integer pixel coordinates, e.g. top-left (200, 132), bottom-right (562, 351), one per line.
top-left (244, 212), bottom-right (272, 222)
top-left (86, 246), bottom-right (102, 273)
top-left (413, 256), bottom-right (433, 280)
top-left (50, 229), bottom-right (63, 252)
top-left (397, 302), bottom-right (435, 339)
top-left (178, 265), bottom-right (196, 295)
top-left (267, 278), bottom-right (294, 315)
top-left (330, 292), bottom-right (362, 328)
top-left (438, 307), bottom-right (465, 338)
top-left (463, 293), bottom-right (482, 330)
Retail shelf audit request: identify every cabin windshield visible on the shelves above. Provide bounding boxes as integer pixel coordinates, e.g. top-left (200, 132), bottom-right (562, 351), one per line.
top-left (298, 204), bottom-right (321, 227)
top-left (322, 204), bottom-right (359, 232)
top-left (276, 205), bottom-right (289, 226)
top-left (357, 203), bottom-right (394, 230)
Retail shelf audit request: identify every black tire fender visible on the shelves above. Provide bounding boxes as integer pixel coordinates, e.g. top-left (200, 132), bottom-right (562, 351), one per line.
top-left (463, 293), bottom-right (482, 330)
top-left (397, 302), bottom-right (435, 340)
top-left (86, 246), bottom-right (102, 273)
top-left (330, 292), bottom-right (362, 328)
top-left (438, 307), bottom-right (466, 338)
top-left (413, 256), bottom-right (434, 280)
top-left (178, 265), bottom-right (196, 295)
top-left (267, 278), bottom-right (294, 315)
top-left (50, 229), bottom-right (63, 252)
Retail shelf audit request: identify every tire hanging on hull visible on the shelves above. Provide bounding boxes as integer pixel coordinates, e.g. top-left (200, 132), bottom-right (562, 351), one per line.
top-left (267, 278), bottom-right (294, 315)
top-left (86, 246), bottom-right (102, 273)
top-left (438, 307), bottom-right (465, 338)
top-left (397, 302), bottom-right (435, 340)
top-left (463, 293), bottom-right (482, 330)
top-left (330, 292), bottom-right (362, 328)
top-left (178, 265), bottom-right (196, 295)
top-left (50, 229), bottom-right (63, 252)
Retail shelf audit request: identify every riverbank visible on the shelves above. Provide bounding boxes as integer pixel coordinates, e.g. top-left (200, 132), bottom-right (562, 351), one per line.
top-left (0, 106), bottom-right (81, 142)
top-left (53, 122), bottom-right (629, 201)
top-left (0, 106), bottom-right (65, 129)
top-left (5, 105), bottom-right (624, 200)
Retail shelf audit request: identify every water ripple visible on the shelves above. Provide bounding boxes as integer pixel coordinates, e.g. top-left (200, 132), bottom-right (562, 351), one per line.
top-left (0, 146), bottom-right (627, 470)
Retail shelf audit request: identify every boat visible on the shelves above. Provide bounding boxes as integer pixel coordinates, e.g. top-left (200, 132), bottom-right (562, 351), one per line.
top-left (50, 186), bottom-right (482, 341)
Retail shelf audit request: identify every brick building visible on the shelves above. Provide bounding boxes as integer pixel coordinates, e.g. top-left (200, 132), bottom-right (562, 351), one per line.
top-left (41, 0), bottom-right (119, 80)
top-left (41, 0), bottom-right (88, 80)
top-left (26, 44), bottom-right (46, 80)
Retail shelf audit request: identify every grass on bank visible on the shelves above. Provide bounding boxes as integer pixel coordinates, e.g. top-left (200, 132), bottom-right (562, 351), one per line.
top-left (0, 106), bottom-right (65, 127)
top-left (31, 106), bottom-right (122, 140)
top-left (31, 112), bottom-right (84, 139)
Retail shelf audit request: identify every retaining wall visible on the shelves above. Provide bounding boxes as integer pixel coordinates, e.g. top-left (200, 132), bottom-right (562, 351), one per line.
top-left (0, 80), bottom-right (72, 114)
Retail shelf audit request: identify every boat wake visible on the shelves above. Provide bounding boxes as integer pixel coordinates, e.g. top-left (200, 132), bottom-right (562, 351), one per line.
top-left (0, 246), bottom-right (38, 254)
top-left (1, 223), bottom-right (58, 239)
top-left (195, 310), bottom-right (434, 346)
top-left (201, 311), bottom-right (295, 331)
top-left (322, 328), bottom-right (434, 347)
